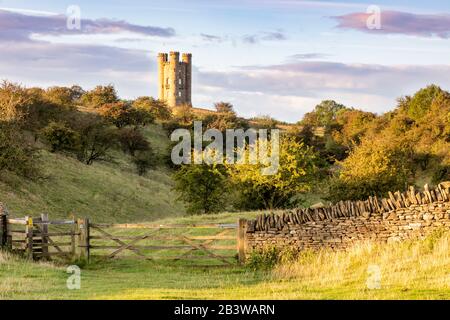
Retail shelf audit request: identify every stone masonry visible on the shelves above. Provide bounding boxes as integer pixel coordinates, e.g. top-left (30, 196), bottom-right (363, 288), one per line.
top-left (244, 183), bottom-right (450, 252)
top-left (158, 51), bottom-right (192, 107)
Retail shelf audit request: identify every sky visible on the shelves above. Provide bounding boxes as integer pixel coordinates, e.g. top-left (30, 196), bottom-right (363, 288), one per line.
top-left (0, 0), bottom-right (449, 122)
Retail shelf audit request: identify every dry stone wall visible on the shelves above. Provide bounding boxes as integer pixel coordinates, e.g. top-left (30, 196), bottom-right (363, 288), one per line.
top-left (245, 183), bottom-right (450, 252)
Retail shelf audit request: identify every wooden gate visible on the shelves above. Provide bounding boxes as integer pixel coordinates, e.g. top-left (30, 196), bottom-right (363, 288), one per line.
top-left (3, 214), bottom-right (77, 260)
top-left (89, 222), bottom-right (238, 265)
top-left (0, 205), bottom-right (245, 265)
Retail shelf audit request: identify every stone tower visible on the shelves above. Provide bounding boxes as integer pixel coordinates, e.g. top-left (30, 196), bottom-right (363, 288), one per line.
top-left (158, 51), bottom-right (192, 107)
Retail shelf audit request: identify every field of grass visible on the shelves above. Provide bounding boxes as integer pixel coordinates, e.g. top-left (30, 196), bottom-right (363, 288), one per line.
top-left (0, 124), bottom-right (186, 222)
top-left (0, 211), bottom-right (449, 300)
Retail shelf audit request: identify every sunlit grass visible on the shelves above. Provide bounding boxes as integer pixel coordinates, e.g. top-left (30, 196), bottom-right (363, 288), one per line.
top-left (1, 231), bottom-right (449, 300)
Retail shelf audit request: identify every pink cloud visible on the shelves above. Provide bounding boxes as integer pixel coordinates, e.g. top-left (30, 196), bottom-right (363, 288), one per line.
top-left (333, 10), bottom-right (450, 39)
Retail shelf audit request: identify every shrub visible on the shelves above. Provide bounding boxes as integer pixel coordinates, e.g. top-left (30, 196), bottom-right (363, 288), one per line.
top-left (118, 128), bottom-right (149, 156)
top-left (41, 122), bottom-right (79, 153)
top-left (246, 246), bottom-right (298, 271)
top-left (0, 81), bottom-right (31, 123)
top-left (99, 102), bottom-right (154, 128)
top-left (0, 124), bottom-right (40, 179)
top-left (173, 163), bottom-right (229, 214)
top-left (43, 86), bottom-right (79, 108)
top-left (133, 97), bottom-right (172, 121)
top-left (74, 118), bottom-right (117, 165)
top-left (226, 136), bottom-right (317, 210)
top-left (132, 150), bottom-right (156, 176)
top-left (327, 137), bottom-right (412, 201)
top-left (80, 85), bottom-right (118, 109)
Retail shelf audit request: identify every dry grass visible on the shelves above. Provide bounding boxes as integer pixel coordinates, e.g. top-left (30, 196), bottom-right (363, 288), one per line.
top-left (1, 231), bottom-right (449, 299)
top-left (272, 230), bottom-right (450, 299)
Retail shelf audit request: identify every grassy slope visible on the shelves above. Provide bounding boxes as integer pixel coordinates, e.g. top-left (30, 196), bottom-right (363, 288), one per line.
top-left (0, 124), bottom-right (186, 222)
top-left (0, 215), bottom-right (448, 300)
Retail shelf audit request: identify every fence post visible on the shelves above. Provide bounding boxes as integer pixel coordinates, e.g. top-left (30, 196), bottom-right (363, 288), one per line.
top-left (77, 218), bottom-right (90, 262)
top-left (25, 216), bottom-right (34, 260)
top-left (0, 204), bottom-right (7, 249)
top-left (40, 213), bottom-right (49, 260)
top-left (70, 215), bottom-right (76, 259)
top-left (237, 218), bottom-right (247, 265)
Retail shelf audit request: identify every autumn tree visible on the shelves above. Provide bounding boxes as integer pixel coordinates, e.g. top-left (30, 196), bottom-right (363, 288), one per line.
top-left (80, 85), bottom-right (119, 108)
top-left (99, 102), bottom-right (154, 128)
top-left (118, 128), bottom-right (150, 156)
top-left (133, 97), bottom-right (172, 121)
top-left (173, 163), bottom-right (229, 214)
top-left (226, 136), bottom-right (317, 209)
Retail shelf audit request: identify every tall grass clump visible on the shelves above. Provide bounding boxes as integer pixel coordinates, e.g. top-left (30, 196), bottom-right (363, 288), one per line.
top-left (272, 230), bottom-right (450, 297)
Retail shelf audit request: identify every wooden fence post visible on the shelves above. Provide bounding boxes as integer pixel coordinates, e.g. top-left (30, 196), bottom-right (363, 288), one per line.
top-left (25, 216), bottom-right (34, 260)
top-left (40, 213), bottom-right (49, 260)
top-left (71, 215), bottom-right (76, 259)
top-left (237, 218), bottom-right (248, 264)
top-left (77, 218), bottom-right (90, 262)
top-left (0, 205), bottom-right (7, 249)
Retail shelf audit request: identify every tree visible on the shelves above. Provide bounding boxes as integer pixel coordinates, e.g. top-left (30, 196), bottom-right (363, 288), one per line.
top-left (44, 86), bottom-right (78, 108)
top-left (251, 115), bottom-right (279, 130)
top-left (74, 118), bottom-right (117, 165)
top-left (0, 123), bottom-right (40, 179)
top-left (98, 102), bottom-right (154, 128)
top-left (133, 97), bottom-right (172, 121)
top-left (300, 100), bottom-right (347, 129)
top-left (405, 84), bottom-right (443, 121)
top-left (331, 109), bottom-right (376, 148)
top-left (214, 102), bottom-right (234, 114)
top-left (226, 136), bottom-right (317, 209)
top-left (328, 136), bottom-right (413, 201)
top-left (118, 128), bottom-right (150, 156)
top-left (173, 163), bottom-right (229, 214)
top-left (173, 104), bottom-right (193, 124)
top-left (80, 85), bottom-right (119, 108)
top-left (41, 121), bottom-right (79, 153)
top-left (0, 81), bottom-right (31, 123)
top-left (132, 149), bottom-right (156, 176)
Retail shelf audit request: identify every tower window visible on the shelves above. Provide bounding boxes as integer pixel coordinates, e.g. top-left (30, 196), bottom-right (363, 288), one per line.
top-left (178, 92), bottom-right (182, 97)
top-left (179, 79), bottom-right (182, 85)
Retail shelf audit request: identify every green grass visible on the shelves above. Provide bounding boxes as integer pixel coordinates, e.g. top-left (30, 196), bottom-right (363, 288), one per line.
top-left (1, 227), bottom-right (449, 300)
top-left (0, 124), bottom-right (186, 222)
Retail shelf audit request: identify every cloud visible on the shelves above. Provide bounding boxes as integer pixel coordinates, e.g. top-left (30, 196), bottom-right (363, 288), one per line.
top-left (0, 9), bottom-right (162, 98)
top-left (288, 53), bottom-right (331, 60)
top-left (200, 33), bottom-right (225, 42)
top-left (196, 61), bottom-right (450, 119)
top-left (0, 9), bottom-right (175, 41)
top-left (332, 10), bottom-right (450, 39)
top-left (261, 31), bottom-right (287, 41)
top-left (242, 30), bottom-right (287, 44)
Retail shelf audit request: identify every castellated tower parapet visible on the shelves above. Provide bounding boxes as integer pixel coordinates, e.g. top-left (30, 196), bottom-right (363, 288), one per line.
top-left (157, 51), bottom-right (192, 107)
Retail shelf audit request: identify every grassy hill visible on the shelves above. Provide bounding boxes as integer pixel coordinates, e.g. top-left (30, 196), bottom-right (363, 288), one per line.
top-left (0, 124), bottom-right (186, 222)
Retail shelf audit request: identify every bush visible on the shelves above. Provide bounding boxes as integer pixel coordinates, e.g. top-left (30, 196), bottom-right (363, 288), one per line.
top-left (0, 81), bottom-right (31, 123)
top-left (118, 128), bottom-right (149, 156)
top-left (41, 122), bottom-right (79, 153)
top-left (132, 150), bottom-right (156, 176)
top-left (173, 163), bottom-right (229, 214)
top-left (0, 124), bottom-right (40, 179)
top-left (327, 137), bottom-right (412, 201)
top-left (226, 136), bottom-right (317, 210)
top-left (133, 97), bottom-right (172, 121)
top-left (99, 102), bottom-right (154, 128)
top-left (73, 118), bottom-right (117, 165)
top-left (246, 246), bottom-right (298, 271)
top-left (80, 85), bottom-right (118, 109)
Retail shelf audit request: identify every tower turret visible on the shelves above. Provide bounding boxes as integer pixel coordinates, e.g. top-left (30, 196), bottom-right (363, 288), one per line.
top-left (157, 51), bottom-right (192, 107)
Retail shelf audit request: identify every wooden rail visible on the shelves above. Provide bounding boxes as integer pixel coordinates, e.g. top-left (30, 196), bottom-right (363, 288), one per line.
top-left (0, 205), bottom-right (246, 266)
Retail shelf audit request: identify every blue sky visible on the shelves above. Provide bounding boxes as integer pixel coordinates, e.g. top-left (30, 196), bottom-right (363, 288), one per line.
top-left (0, 0), bottom-right (449, 122)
